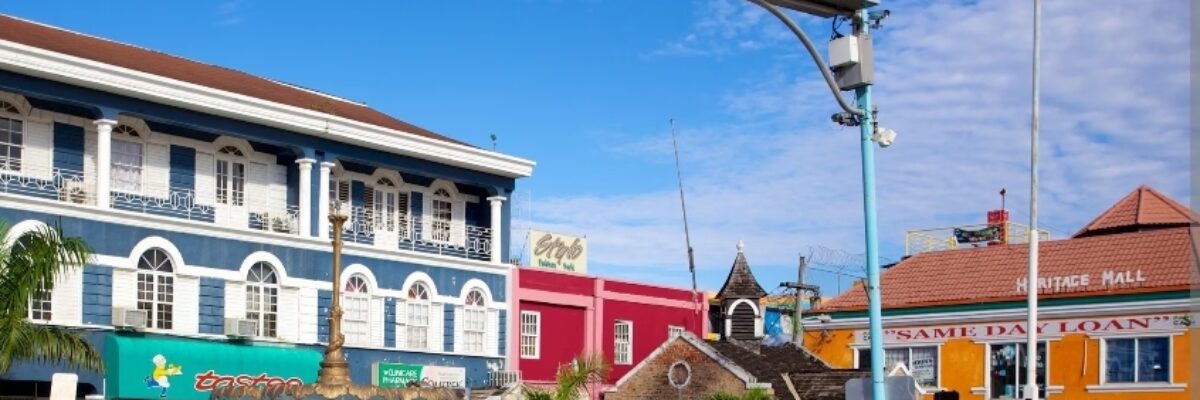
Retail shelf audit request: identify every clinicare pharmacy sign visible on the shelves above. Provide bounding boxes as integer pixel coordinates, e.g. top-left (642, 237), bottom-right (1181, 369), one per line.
top-left (105, 335), bottom-right (321, 400)
top-left (373, 362), bottom-right (466, 388)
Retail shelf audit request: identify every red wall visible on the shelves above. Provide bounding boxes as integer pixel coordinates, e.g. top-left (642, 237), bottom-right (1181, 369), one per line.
top-left (602, 299), bottom-right (701, 381)
top-left (518, 301), bottom-right (588, 382)
top-left (512, 267), bottom-right (708, 386)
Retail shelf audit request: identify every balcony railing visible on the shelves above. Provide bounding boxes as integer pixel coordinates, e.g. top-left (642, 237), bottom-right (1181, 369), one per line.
top-left (0, 165), bottom-right (95, 205)
top-left (486, 370), bottom-right (521, 388)
top-left (335, 203), bottom-right (493, 262)
top-left (905, 221), bottom-right (1050, 256)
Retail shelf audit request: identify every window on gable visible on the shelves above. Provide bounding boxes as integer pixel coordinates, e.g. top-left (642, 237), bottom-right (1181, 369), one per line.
top-left (245, 262), bottom-right (279, 337)
top-left (342, 274), bottom-right (371, 346)
top-left (137, 248), bottom-right (175, 330)
top-left (405, 282), bottom-right (431, 350)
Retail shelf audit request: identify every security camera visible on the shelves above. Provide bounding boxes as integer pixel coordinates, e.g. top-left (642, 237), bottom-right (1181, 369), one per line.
top-left (872, 125), bottom-right (897, 148)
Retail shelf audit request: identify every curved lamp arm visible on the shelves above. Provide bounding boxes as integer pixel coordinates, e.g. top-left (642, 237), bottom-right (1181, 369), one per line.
top-left (747, 0), bottom-right (865, 116)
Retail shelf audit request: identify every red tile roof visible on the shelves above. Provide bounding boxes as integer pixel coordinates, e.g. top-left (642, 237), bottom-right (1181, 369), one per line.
top-left (1073, 185), bottom-right (1194, 237)
top-left (819, 186), bottom-right (1195, 312)
top-left (0, 14), bottom-right (466, 146)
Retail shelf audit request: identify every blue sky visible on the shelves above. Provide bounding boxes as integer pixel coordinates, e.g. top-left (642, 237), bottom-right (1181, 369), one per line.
top-left (4, 0), bottom-right (1190, 299)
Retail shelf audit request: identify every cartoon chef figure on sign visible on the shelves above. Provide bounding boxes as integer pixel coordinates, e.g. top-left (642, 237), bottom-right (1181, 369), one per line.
top-left (144, 354), bottom-right (182, 398)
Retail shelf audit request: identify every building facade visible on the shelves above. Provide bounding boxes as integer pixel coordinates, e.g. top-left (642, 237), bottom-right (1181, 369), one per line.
top-left (803, 186), bottom-right (1196, 400)
top-left (508, 266), bottom-right (708, 389)
top-left (0, 15), bottom-right (534, 399)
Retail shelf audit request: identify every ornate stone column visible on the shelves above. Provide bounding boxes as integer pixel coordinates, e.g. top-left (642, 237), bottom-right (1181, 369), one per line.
top-left (93, 119), bottom-right (116, 208)
top-left (296, 158), bottom-right (316, 236)
top-left (487, 196), bottom-right (506, 264)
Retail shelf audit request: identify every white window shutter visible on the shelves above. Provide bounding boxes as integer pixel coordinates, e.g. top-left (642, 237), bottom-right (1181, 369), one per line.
top-left (371, 296), bottom-right (384, 347)
top-left (269, 164), bottom-right (288, 214)
top-left (394, 298), bottom-right (406, 349)
top-left (486, 309), bottom-right (499, 356)
top-left (23, 120), bottom-right (53, 180)
top-left (421, 194), bottom-right (433, 241)
top-left (248, 162), bottom-right (268, 210)
top-left (174, 276), bottom-right (199, 334)
top-left (277, 287), bottom-right (299, 342)
top-left (50, 265), bottom-right (82, 326)
top-left (453, 305), bottom-right (464, 353)
top-left (298, 288), bottom-right (318, 343)
top-left (429, 302), bottom-right (442, 352)
top-left (110, 269), bottom-right (137, 310)
top-left (144, 143), bottom-right (170, 198)
top-left (82, 127), bottom-right (97, 184)
top-left (224, 281), bottom-right (245, 320)
top-left (195, 152), bottom-right (216, 204)
top-left (451, 200), bottom-right (466, 246)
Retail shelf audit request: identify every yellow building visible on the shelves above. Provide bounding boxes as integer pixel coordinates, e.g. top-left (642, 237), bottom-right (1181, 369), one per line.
top-left (803, 186), bottom-right (1195, 399)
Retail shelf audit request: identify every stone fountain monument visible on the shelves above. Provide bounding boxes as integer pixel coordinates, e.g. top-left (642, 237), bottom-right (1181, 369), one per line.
top-left (211, 206), bottom-right (461, 400)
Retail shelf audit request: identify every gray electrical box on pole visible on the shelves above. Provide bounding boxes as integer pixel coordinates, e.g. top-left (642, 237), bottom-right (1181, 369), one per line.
top-left (833, 34), bottom-right (873, 90)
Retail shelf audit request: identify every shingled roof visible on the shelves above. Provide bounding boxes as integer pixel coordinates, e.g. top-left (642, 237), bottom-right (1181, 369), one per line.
top-left (0, 14), bottom-right (466, 147)
top-left (717, 241), bottom-right (768, 300)
top-left (818, 186), bottom-right (1195, 312)
top-left (707, 340), bottom-right (869, 400)
top-left (1073, 185), bottom-right (1194, 238)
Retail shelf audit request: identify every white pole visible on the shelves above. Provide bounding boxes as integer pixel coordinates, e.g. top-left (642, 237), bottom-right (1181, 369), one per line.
top-left (1026, 0), bottom-right (1041, 398)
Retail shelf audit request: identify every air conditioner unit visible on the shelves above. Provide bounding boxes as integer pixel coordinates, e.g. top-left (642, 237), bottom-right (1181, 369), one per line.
top-left (111, 308), bottom-right (147, 330)
top-left (224, 317), bottom-right (258, 338)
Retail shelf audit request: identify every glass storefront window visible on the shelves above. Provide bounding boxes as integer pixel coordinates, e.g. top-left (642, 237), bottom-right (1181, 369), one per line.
top-left (1105, 337), bottom-right (1170, 383)
top-left (857, 346), bottom-right (939, 389)
top-left (988, 342), bottom-right (1046, 400)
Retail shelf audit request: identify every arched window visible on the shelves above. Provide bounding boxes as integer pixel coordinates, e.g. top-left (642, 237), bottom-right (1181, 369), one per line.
top-left (0, 101), bottom-right (23, 172)
top-left (12, 234), bottom-right (51, 321)
top-left (111, 125), bottom-right (144, 193)
top-left (405, 282), bottom-right (431, 350)
top-left (245, 262), bottom-right (279, 337)
top-left (342, 274), bottom-right (371, 346)
top-left (368, 177), bottom-right (409, 237)
top-left (137, 249), bottom-right (175, 330)
top-left (429, 188), bottom-right (453, 242)
top-left (463, 289), bottom-right (487, 354)
top-left (216, 146), bottom-right (246, 206)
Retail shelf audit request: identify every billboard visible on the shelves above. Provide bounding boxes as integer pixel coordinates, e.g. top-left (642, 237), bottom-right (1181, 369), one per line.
top-left (104, 334), bottom-right (321, 400)
top-left (528, 229), bottom-right (587, 273)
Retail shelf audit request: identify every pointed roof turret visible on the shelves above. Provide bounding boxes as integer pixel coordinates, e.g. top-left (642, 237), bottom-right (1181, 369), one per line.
top-left (1073, 185), bottom-right (1194, 238)
top-left (717, 240), bottom-right (768, 299)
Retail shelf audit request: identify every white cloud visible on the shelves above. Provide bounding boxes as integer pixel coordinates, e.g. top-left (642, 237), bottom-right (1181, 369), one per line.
top-left (520, 0), bottom-right (1191, 293)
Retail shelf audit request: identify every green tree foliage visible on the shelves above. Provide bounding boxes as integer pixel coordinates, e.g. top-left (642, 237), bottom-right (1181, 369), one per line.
top-left (0, 222), bottom-right (101, 373)
top-left (523, 353), bottom-right (610, 400)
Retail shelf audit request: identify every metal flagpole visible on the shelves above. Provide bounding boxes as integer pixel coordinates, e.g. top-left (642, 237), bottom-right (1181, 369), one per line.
top-left (1026, 0), bottom-right (1042, 398)
top-left (670, 119), bottom-right (701, 333)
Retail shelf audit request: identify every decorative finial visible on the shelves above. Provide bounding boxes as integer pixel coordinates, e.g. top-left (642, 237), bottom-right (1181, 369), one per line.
top-left (736, 240), bottom-right (744, 253)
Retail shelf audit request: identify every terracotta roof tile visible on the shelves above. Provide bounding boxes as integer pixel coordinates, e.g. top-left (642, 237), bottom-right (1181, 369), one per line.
top-left (1073, 185), bottom-right (1194, 237)
top-left (0, 14), bottom-right (467, 146)
top-left (818, 227), bottom-right (1193, 312)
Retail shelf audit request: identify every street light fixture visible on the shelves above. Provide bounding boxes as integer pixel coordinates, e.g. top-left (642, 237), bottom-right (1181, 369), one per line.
top-left (746, 1), bottom-right (889, 399)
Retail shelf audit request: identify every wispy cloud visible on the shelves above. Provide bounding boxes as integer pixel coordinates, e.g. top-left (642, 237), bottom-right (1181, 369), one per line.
top-left (520, 0), bottom-right (1190, 293)
top-left (218, 0), bottom-right (248, 26)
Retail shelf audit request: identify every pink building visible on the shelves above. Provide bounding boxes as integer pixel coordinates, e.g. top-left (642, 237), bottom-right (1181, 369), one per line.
top-left (507, 266), bottom-right (709, 387)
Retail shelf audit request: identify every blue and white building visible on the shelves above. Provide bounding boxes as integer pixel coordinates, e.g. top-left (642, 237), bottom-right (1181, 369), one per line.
top-left (0, 14), bottom-right (534, 397)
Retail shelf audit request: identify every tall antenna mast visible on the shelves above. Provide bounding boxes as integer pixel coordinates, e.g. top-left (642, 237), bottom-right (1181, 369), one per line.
top-left (670, 119), bottom-right (700, 329)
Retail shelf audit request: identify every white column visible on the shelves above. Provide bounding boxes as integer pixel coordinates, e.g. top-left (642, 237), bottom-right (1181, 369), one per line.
top-left (318, 161), bottom-right (334, 239)
top-left (487, 196), bottom-right (506, 264)
top-left (295, 158), bottom-right (315, 236)
top-left (93, 119), bottom-right (116, 208)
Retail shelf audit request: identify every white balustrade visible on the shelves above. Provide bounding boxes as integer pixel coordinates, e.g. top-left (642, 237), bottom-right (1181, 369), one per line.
top-left (332, 202), bottom-right (493, 261)
top-left (0, 163), bottom-right (95, 205)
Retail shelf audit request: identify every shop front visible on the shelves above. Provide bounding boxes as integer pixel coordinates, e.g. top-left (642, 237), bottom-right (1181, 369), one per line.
top-left (105, 334), bottom-right (322, 400)
top-left (803, 186), bottom-right (1196, 400)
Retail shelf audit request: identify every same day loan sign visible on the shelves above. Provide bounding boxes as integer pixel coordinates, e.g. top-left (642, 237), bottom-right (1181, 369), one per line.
top-left (528, 229), bottom-right (588, 273)
top-left (854, 313), bottom-right (1195, 344)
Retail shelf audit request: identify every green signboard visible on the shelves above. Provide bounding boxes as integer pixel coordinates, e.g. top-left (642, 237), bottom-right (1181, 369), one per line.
top-left (372, 362), bottom-right (466, 388)
top-left (105, 334), bottom-right (322, 400)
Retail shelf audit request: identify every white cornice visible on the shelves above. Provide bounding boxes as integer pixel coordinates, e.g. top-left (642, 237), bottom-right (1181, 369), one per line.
top-left (0, 39), bottom-right (535, 178)
top-left (803, 299), bottom-right (1192, 330)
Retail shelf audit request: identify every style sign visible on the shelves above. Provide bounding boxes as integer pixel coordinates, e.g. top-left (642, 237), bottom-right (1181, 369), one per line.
top-left (373, 363), bottom-right (466, 388)
top-left (105, 335), bottom-right (321, 400)
top-left (854, 313), bottom-right (1193, 345)
top-left (528, 229), bottom-right (587, 273)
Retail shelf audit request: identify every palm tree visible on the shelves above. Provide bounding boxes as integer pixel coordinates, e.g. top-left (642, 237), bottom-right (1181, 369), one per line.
top-left (0, 221), bottom-right (101, 374)
top-left (523, 353), bottom-right (610, 400)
